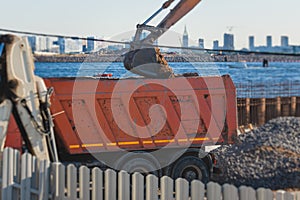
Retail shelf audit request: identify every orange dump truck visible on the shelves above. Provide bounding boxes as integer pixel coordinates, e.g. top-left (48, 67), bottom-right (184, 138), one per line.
top-left (40, 74), bottom-right (236, 182)
top-left (2, 35), bottom-right (237, 183)
top-left (5, 74), bottom-right (237, 182)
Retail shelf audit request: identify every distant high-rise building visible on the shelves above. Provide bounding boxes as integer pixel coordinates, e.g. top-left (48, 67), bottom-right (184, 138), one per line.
top-left (27, 36), bottom-right (37, 52)
top-left (57, 37), bottom-right (65, 54)
top-left (266, 35), bottom-right (272, 48)
top-left (45, 37), bottom-right (53, 52)
top-left (87, 36), bottom-right (95, 52)
top-left (182, 25), bottom-right (189, 48)
top-left (213, 40), bottom-right (219, 50)
top-left (198, 38), bottom-right (204, 49)
top-left (82, 39), bottom-right (87, 52)
top-left (223, 33), bottom-right (234, 50)
top-left (65, 39), bottom-right (81, 53)
top-left (38, 37), bottom-right (47, 51)
top-left (249, 36), bottom-right (255, 50)
top-left (281, 36), bottom-right (289, 47)
top-left (82, 45), bottom-right (87, 52)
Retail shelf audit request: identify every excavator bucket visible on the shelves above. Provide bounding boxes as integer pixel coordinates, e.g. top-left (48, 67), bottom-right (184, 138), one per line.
top-left (124, 0), bottom-right (203, 78)
top-left (123, 47), bottom-right (175, 78)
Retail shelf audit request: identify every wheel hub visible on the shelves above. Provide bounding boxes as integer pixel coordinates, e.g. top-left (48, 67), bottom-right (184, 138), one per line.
top-left (181, 166), bottom-right (202, 182)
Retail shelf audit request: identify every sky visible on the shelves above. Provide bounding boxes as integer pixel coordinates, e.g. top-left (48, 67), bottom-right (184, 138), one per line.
top-left (0, 0), bottom-right (299, 49)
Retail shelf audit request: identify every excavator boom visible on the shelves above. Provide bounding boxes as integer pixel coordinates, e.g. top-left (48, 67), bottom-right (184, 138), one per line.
top-left (143, 0), bottom-right (201, 45)
top-left (158, 0), bottom-right (201, 29)
top-left (124, 0), bottom-right (202, 78)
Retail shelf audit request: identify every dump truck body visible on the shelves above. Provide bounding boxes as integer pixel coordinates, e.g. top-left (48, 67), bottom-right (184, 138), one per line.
top-left (43, 75), bottom-right (237, 155)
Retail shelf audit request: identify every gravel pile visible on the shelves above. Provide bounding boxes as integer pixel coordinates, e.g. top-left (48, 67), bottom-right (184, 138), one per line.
top-left (212, 117), bottom-right (300, 190)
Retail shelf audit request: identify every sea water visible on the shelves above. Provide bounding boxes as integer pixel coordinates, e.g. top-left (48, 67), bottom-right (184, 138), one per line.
top-left (35, 62), bottom-right (300, 98)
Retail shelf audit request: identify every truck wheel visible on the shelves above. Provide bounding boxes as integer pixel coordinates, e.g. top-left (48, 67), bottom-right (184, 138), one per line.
top-left (171, 156), bottom-right (209, 183)
top-left (114, 153), bottom-right (161, 176)
top-left (119, 157), bottom-right (159, 176)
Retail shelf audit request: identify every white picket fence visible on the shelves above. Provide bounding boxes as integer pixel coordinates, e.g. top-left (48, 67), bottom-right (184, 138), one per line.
top-left (0, 147), bottom-right (299, 200)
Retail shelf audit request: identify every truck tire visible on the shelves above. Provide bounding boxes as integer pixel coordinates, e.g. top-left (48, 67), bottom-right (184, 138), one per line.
top-left (114, 153), bottom-right (161, 176)
top-left (124, 158), bottom-right (156, 173)
top-left (171, 156), bottom-right (209, 183)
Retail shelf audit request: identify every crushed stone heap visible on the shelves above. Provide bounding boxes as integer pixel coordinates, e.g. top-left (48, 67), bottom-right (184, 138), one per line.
top-left (212, 117), bottom-right (300, 190)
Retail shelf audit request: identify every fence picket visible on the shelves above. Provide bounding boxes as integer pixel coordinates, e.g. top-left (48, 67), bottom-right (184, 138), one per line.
top-left (13, 148), bottom-right (20, 199)
top-left (207, 182), bottom-right (221, 200)
top-left (31, 156), bottom-right (38, 200)
top-left (249, 187), bottom-right (257, 200)
top-left (38, 160), bottom-right (50, 200)
top-left (160, 176), bottom-right (173, 200)
top-left (67, 164), bottom-right (77, 200)
top-left (105, 169), bottom-right (116, 200)
top-left (276, 190), bottom-right (284, 200)
top-left (175, 178), bottom-right (188, 200)
top-left (2, 148), bottom-right (13, 200)
top-left (118, 170), bottom-right (130, 200)
top-left (52, 162), bottom-right (65, 200)
top-left (132, 172), bottom-right (144, 200)
top-left (276, 191), bottom-right (285, 200)
top-left (0, 148), bottom-right (3, 199)
top-left (295, 192), bottom-right (300, 200)
top-left (256, 188), bottom-right (264, 200)
top-left (79, 166), bottom-right (90, 200)
top-left (0, 148), bottom-right (299, 200)
top-left (11, 148), bottom-right (18, 200)
top-left (283, 192), bottom-right (294, 200)
top-left (191, 180), bottom-right (205, 200)
top-left (257, 188), bottom-right (273, 200)
top-left (21, 152), bottom-right (32, 200)
top-left (223, 183), bottom-right (238, 200)
top-left (239, 186), bottom-right (256, 200)
top-left (92, 167), bottom-right (103, 200)
top-left (266, 189), bottom-right (274, 200)
top-left (146, 174), bottom-right (158, 200)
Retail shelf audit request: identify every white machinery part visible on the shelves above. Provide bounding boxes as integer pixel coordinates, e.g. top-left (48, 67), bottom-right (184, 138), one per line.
top-left (0, 35), bottom-right (58, 161)
top-left (35, 76), bottom-right (59, 161)
top-left (7, 36), bottom-right (50, 160)
top-left (0, 100), bottom-right (12, 151)
top-left (204, 145), bottom-right (221, 152)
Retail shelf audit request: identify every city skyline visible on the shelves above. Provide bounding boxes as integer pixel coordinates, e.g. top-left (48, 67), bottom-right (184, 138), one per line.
top-left (0, 0), bottom-right (299, 49)
top-left (28, 30), bottom-right (300, 55)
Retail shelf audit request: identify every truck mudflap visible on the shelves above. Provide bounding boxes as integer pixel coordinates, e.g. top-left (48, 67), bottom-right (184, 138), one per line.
top-left (209, 153), bottom-right (223, 181)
